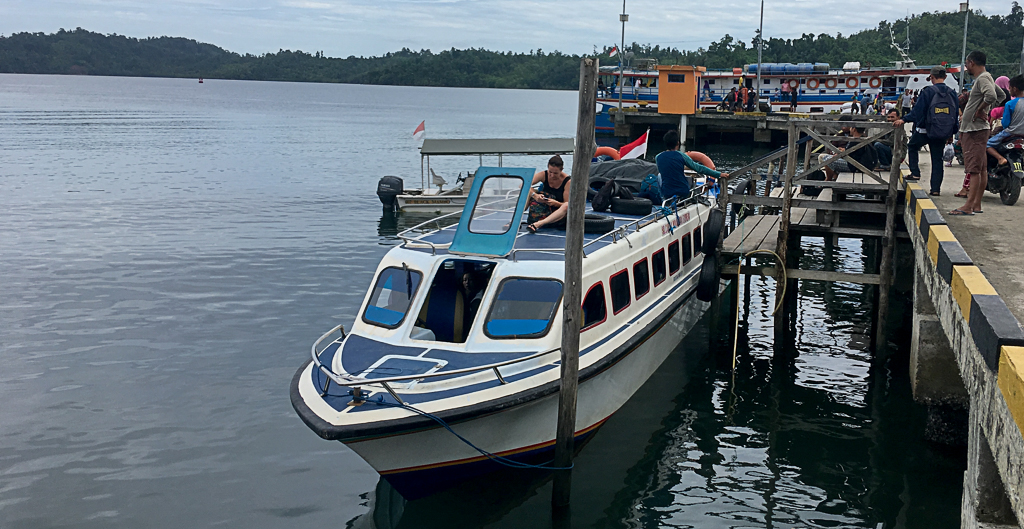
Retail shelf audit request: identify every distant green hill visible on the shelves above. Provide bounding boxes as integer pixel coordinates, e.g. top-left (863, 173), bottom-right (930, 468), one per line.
top-left (2, 5), bottom-right (1022, 89)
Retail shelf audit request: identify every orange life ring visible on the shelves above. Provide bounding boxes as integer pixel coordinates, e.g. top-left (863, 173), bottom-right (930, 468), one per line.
top-left (595, 146), bottom-right (621, 160)
top-left (869, 77), bottom-right (882, 88)
top-left (806, 78), bottom-right (820, 89)
top-left (788, 79), bottom-right (798, 89)
top-left (825, 78), bottom-right (837, 89)
top-left (846, 77), bottom-right (858, 89)
top-left (686, 151), bottom-right (715, 170)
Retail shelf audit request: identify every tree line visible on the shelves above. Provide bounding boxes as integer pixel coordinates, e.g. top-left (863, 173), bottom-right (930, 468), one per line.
top-left (1, 5), bottom-right (1022, 89)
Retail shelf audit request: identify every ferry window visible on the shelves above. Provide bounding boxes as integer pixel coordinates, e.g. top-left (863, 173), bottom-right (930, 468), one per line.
top-left (652, 249), bottom-right (667, 286)
top-left (693, 226), bottom-right (702, 256)
top-left (861, 77), bottom-right (869, 83)
top-left (484, 278), bottom-right (563, 339)
top-left (609, 270), bottom-right (631, 314)
top-left (733, 80), bottom-right (740, 85)
top-left (682, 233), bottom-right (693, 264)
top-left (414, 260), bottom-right (495, 343)
top-left (819, 89), bottom-right (827, 94)
top-left (581, 283), bottom-right (607, 331)
top-left (668, 74), bottom-right (686, 83)
top-left (633, 259), bottom-right (650, 299)
top-left (764, 79), bottom-right (771, 85)
top-left (363, 266), bottom-right (423, 328)
top-left (468, 175), bottom-right (523, 235)
top-left (838, 89), bottom-right (845, 94)
top-left (708, 79), bottom-right (716, 85)
top-left (668, 241), bottom-right (680, 275)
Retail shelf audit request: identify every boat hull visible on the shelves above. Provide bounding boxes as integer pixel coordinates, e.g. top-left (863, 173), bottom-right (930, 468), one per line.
top-left (339, 283), bottom-right (708, 499)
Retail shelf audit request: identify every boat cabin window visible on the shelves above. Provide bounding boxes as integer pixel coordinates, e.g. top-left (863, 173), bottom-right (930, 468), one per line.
top-left (652, 249), bottom-right (667, 286)
top-left (668, 241), bottom-right (680, 275)
top-left (412, 259), bottom-right (495, 343)
top-left (633, 259), bottom-right (650, 299)
top-left (609, 270), bottom-right (631, 315)
top-left (581, 283), bottom-right (607, 331)
top-left (484, 278), bottom-right (563, 339)
top-left (694, 226), bottom-right (703, 254)
top-left (468, 176), bottom-right (524, 235)
top-left (363, 266), bottom-right (423, 328)
top-left (682, 233), bottom-right (693, 264)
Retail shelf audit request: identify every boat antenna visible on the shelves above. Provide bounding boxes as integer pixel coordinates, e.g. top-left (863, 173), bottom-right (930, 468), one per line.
top-left (888, 21), bottom-right (916, 68)
top-left (617, 0), bottom-right (628, 115)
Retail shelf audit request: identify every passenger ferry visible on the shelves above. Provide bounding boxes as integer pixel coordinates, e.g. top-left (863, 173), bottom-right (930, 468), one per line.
top-left (293, 164), bottom-right (720, 498)
top-left (595, 58), bottom-right (961, 132)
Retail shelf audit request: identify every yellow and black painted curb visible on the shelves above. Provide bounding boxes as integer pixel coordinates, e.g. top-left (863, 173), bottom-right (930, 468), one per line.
top-left (904, 177), bottom-right (1024, 427)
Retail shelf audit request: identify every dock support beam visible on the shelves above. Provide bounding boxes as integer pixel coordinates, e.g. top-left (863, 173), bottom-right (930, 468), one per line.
top-left (774, 122), bottom-right (797, 345)
top-left (553, 57), bottom-right (597, 510)
top-left (874, 126), bottom-right (906, 352)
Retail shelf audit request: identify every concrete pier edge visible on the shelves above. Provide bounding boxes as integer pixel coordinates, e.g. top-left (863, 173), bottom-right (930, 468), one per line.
top-left (904, 179), bottom-right (1024, 527)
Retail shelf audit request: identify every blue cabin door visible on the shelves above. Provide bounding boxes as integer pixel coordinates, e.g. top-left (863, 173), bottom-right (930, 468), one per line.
top-left (448, 167), bottom-right (534, 258)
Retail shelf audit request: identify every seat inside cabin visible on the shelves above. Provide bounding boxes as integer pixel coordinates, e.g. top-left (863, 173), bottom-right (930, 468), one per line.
top-left (412, 259), bottom-right (495, 343)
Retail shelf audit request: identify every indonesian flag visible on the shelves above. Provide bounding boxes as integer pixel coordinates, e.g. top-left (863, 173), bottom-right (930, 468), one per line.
top-left (413, 120), bottom-right (425, 140)
top-left (619, 129), bottom-right (649, 160)
top-left (609, 46), bottom-right (618, 57)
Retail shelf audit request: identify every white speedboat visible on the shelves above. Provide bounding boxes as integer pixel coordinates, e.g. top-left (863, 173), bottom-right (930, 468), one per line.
top-left (377, 138), bottom-right (574, 215)
top-left (295, 164), bottom-right (719, 499)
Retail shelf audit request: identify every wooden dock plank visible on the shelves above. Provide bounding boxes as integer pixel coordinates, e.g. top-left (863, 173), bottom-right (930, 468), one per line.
top-left (722, 215), bottom-right (780, 256)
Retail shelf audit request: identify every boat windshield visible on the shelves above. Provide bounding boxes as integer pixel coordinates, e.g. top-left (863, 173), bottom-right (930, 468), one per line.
top-left (484, 278), bottom-right (563, 339)
top-left (363, 266), bottom-right (423, 328)
top-left (468, 176), bottom-right (524, 234)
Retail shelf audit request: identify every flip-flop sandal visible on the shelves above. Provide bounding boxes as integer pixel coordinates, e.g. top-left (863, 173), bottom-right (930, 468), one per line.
top-left (954, 191), bottom-right (969, 198)
top-left (974, 209), bottom-right (983, 214)
top-left (526, 223), bottom-right (538, 233)
top-left (930, 191), bottom-right (941, 196)
top-left (948, 209), bottom-right (974, 216)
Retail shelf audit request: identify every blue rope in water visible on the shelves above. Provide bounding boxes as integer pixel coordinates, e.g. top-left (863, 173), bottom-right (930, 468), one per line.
top-left (363, 395), bottom-right (574, 471)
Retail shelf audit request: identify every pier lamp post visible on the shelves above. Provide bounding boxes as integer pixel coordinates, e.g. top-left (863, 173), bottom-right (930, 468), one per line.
top-left (756, 0), bottom-right (764, 107)
top-left (959, 1), bottom-right (969, 93)
top-left (618, 0), bottom-right (628, 115)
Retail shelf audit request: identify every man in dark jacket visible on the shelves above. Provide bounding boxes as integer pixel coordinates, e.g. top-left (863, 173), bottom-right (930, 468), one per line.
top-left (895, 66), bottom-right (959, 195)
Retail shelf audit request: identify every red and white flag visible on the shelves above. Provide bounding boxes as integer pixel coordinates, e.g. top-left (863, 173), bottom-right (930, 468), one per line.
top-left (608, 46), bottom-right (618, 57)
top-left (413, 120), bottom-right (425, 140)
top-left (619, 129), bottom-right (648, 160)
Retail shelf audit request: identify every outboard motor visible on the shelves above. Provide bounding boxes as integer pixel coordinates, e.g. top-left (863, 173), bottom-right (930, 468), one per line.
top-left (376, 176), bottom-right (403, 211)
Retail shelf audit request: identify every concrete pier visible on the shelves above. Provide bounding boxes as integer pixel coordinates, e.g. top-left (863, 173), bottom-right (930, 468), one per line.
top-left (904, 163), bottom-right (1024, 527)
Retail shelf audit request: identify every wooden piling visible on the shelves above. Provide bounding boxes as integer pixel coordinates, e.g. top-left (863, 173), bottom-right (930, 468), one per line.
top-left (552, 57), bottom-right (597, 509)
top-left (874, 126), bottom-right (907, 353)
top-left (774, 122), bottom-right (797, 342)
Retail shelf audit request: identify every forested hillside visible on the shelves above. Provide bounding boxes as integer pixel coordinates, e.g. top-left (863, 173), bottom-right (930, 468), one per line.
top-left (1, 4), bottom-right (1022, 89)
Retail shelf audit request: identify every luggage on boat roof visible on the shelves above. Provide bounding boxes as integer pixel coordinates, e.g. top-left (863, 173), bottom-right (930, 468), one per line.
top-left (588, 159), bottom-right (659, 194)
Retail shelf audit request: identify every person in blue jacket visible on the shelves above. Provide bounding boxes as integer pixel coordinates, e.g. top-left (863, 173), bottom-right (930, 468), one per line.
top-left (894, 66), bottom-right (959, 195)
top-left (656, 130), bottom-right (729, 200)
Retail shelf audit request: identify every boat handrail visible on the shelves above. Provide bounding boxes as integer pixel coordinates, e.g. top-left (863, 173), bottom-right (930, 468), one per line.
top-left (310, 325), bottom-right (561, 398)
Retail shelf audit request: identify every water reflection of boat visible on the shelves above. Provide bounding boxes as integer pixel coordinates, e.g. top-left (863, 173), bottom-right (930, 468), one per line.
top-left (376, 138), bottom-right (574, 215)
top-left (293, 162), bottom-right (717, 499)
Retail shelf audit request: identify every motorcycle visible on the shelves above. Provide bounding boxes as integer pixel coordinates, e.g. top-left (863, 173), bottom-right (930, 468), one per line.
top-left (986, 137), bottom-right (1024, 205)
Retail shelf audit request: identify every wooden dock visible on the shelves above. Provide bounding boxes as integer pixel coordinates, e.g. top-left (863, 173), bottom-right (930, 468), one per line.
top-left (711, 119), bottom-right (907, 350)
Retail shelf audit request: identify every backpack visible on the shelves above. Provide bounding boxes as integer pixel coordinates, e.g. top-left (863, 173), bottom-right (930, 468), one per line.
top-left (926, 85), bottom-right (959, 141)
top-left (592, 179), bottom-right (618, 212)
top-left (639, 173), bottom-right (661, 200)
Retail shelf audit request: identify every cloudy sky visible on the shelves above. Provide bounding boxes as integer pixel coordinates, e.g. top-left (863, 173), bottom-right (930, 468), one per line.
top-left (0, 0), bottom-right (1015, 58)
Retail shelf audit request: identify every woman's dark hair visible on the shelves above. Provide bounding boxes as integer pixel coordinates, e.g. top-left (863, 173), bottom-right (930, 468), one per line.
top-left (548, 155), bottom-right (564, 168)
top-left (838, 114), bottom-right (865, 134)
top-left (662, 130), bottom-right (681, 149)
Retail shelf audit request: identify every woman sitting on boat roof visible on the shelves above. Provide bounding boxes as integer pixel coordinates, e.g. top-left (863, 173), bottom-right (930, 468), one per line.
top-left (524, 155), bottom-right (571, 233)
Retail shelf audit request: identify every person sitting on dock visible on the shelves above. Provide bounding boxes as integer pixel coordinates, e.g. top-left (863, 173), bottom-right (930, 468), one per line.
top-left (524, 155), bottom-right (571, 233)
top-left (656, 130), bottom-right (729, 201)
top-left (819, 115), bottom-right (878, 181)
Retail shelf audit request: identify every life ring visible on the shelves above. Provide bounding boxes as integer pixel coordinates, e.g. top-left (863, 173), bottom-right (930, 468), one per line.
top-left (869, 77), bottom-right (882, 88)
top-left (595, 146), bottom-right (621, 160)
top-left (686, 151), bottom-right (716, 170)
top-left (825, 78), bottom-right (837, 89)
top-left (806, 78), bottom-right (820, 90)
top-left (846, 77), bottom-right (858, 89)
top-left (788, 79), bottom-right (798, 89)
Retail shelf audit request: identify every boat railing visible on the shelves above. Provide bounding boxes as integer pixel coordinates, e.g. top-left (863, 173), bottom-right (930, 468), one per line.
top-left (309, 324), bottom-right (560, 404)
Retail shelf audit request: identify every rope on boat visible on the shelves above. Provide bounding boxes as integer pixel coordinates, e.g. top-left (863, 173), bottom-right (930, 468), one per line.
top-left (364, 396), bottom-right (574, 471)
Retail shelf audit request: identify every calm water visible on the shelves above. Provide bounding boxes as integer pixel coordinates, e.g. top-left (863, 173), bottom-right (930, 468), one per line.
top-left (0, 74), bottom-right (964, 528)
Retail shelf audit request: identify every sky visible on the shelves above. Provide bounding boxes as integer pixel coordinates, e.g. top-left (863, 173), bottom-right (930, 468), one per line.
top-left (0, 0), bottom-right (1015, 58)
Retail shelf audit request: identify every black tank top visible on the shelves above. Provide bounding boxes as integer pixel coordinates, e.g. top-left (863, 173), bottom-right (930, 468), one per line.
top-left (541, 171), bottom-right (570, 202)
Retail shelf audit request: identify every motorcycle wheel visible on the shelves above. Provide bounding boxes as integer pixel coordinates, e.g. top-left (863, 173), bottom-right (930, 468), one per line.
top-left (1001, 175), bottom-right (1021, 205)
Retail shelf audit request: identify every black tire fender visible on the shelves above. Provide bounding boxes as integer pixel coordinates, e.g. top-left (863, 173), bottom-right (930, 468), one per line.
top-left (701, 209), bottom-right (725, 254)
top-left (583, 213), bottom-right (616, 234)
top-left (696, 253), bottom-right (720, 303)
top-left (610, 196), bottom-right (653, 216)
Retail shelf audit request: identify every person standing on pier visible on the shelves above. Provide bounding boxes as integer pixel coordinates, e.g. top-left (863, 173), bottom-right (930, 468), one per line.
top-left (952, 51), bottom-right (999, 216)
top-left (894, 66), bottom-right (959, 196)
top-left (656, 130), bottom-right (729, 200)
top-left (901, 89), bottom-right (914, 117)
